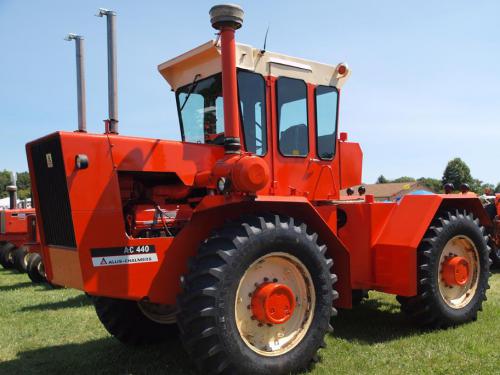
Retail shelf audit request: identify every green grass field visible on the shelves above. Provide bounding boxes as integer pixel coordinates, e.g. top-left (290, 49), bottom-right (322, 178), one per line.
top-left (0, 268), bottom-right (498, 375)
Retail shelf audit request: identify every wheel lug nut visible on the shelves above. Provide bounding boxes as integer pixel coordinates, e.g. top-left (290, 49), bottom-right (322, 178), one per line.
top-left (264, 277), bottom-right (269, 282)
top-left (251, 316), bottom-right (256, 320)
top-left (258, 323), bottom-right (263, 327)
top-left (267, 323), bottom-right (273, 327)
top-left (247, 305), bottom-right (251, 310)
top-left (273, 278), bottom-right (278, 282)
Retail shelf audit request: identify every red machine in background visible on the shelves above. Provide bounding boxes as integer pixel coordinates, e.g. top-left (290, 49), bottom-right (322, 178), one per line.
top-left (23, 213), bottom-right (47, 283)
top-left (481, 194), bottom-right (500, 267)
top-left (26, 5), bottom-right (493, 375)
top-left (0, 174), bottom-right (35, 273)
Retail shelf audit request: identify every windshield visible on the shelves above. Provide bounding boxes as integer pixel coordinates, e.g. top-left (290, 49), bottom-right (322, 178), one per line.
top-left (177, 74), bottom-right (225, 145)
top-left (176, 71), bottom-right (268, 154)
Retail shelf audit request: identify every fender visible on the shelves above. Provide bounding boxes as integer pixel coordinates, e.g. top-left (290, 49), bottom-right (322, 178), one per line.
top-left (155, 195), bottom-right (352, 307)
top-left (373, 194), bottom-right (491, 296)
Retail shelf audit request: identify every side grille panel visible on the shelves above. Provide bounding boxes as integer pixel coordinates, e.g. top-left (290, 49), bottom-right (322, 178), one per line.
top-left (30, 136), bottom-right (76, 248)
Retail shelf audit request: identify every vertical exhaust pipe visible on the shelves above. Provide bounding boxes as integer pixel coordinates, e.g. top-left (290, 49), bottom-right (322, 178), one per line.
top-left (209, 4), bottom-right (244, 154)
top-left (65, 34), bottom-right (87, 132)
top-left (97, 8), bottom-right (118, 134)
top-left (6, 172), bottom-right (17, 210)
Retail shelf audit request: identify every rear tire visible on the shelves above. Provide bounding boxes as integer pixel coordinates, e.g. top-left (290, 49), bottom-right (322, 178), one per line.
top-left (0, 243), bottom-right (15, 269)
top-left (13, 246), bottom-right (29, 273)
top-left (92, 296), bottom-right (178, 345)
top-left (178, 215), bottom-right (337, 375)
top-left (490, 242), bottom-right (500, 268)
top-left (27, 253), bottom-right (47, 283)
top-left (398, 210), bottom-right (490, 328)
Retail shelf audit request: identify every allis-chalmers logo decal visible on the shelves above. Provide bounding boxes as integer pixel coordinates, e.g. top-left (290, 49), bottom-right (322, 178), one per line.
top-left (90, 245), bottom-right (157, 267)
top-left (45, 153), bottom-right (54, 168)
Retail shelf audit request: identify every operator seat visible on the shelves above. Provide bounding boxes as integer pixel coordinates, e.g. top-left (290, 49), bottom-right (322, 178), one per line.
top-left (280, 124), bottom-right (308, 156)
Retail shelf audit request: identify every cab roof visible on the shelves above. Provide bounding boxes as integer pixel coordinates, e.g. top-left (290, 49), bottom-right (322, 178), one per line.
top-left (158, 40), bottom-right (350, 91)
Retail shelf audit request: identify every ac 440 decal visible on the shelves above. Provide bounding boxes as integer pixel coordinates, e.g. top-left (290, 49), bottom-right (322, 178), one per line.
top-left (90, 245), bottom-right (157, 267)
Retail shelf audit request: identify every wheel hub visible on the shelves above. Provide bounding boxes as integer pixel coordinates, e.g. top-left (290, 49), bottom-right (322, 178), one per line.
top-left (251, 282), bottom-right (296, 324)
top-left (442, 256), bottom-right (470, 286)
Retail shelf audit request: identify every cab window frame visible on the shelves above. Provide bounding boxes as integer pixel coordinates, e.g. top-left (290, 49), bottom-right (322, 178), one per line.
top-left (314, 85), bottom-right (339, 161)
top-left (276, 76), bottom-right (310, 158)
top-left (237, 69), bottom-right (268, 157)
top-left (175, 72), bottom-right (224, 146)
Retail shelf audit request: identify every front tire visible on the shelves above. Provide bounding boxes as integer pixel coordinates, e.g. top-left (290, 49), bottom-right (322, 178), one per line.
top-left (92, 297), bottom-right (178, 345)
top-left (13, 246), bottom-right (29, 273)
top-left (178, 215), bottom-right (337, 375)
top-left (26, 253), bottom-right (47, 283)
top-left (398, 210), bottom-right (490, 328)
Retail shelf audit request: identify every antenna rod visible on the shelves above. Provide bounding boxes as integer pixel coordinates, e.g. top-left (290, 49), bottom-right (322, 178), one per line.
top-left (97, 8), bottom-right (118, 134)
top-left (65, 34), bottom-right (87, 132)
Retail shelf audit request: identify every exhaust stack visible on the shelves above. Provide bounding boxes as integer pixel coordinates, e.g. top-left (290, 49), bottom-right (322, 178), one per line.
top-left (209, 4), bottom-right (244, 154)
top-left (6, 172), bottom-right (17, 209)
top-left (97, 8), bottom-right (118, 134)
top-left (65, 34), bottom-right (87, 132)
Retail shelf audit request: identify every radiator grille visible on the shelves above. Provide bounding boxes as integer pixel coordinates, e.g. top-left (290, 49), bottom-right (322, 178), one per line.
top-left (30, 136), bottom-right (76, 248)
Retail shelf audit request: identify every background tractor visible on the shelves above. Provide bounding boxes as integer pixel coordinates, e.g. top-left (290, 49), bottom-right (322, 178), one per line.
top-left (26, 4), bottom-right (492, 375)
top-left (0, 173), bottom-right (35, 273)
top-left (480, 193), bottom-right (500, 267)
top-left (23, 213), bottom-right (47, 283)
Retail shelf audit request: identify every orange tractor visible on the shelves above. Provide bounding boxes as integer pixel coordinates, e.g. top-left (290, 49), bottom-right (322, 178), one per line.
top-left (26, 5), bottom-right (492, 375)
top-left (0, 174), bottom-right (36, 273)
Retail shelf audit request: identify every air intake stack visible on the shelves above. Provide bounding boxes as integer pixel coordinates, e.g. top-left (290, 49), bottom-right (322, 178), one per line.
top-left (209, 4), bottom-right (244, 154)
top-left (6, 172), bottom-right (17, 209)
top-left (65, 33), bottom-right (87, 132)
top-left (97, 8), bottom-right (119, 134)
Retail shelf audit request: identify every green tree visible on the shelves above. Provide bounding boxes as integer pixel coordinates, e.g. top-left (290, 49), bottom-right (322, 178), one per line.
top-left (17, 172), bottom-right (30, 191)
top-left (417, 177), bottom-right (442, 193)
top-left (0, 170), bottom-right (13, 198)
top-left (376, 175), bottom-right (389, 184)
top-left (392, 176), bottom-right (416, 183)
top-left (0, 170), bottom-right (31, 199)
top-left (442, 158), bottom-right (473, 190)
top-left (495, 183), bottom-right (500, 194)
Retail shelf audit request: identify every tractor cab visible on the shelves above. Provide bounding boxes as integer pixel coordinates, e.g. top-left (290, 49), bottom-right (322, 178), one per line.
top-left (159, 40), bottom-right (362, 199)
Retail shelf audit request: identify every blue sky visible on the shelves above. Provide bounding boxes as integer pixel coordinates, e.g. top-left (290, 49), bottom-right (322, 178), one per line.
top-left (1, 1), bottom-right (499, 185)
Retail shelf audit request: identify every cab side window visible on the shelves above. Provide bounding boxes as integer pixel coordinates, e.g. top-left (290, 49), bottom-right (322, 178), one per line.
top-left (238, 70), bottom-right (267, 155)
top-left (315, 86), bottom-right (338, 160)
top-left (276, 77), bottom-right (308, 157)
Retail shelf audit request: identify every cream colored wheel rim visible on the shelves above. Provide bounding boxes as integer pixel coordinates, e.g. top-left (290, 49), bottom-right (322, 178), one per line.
top-left (438, 235), bottom-right (479, 309)
top-left (37, 260), bottom-right (46, 278)
top-left (138, 301), bottom-right (177, 324)
top-left (23, 253), bottom-right (30, 268)
top-left (235, 252), bottom-right (315, 357)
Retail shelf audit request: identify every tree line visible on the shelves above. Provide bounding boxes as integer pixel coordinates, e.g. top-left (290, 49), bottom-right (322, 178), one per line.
top-left (376, 157), bottom-right (499, 194)
top-left (0, 170), bottom-right (31, 200)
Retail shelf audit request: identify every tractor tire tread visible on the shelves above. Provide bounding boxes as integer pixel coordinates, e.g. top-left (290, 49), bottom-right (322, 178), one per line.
top-left (398, 210), bottom-right (490, 328)
top-left (177, 214), bottom-right (337, 375)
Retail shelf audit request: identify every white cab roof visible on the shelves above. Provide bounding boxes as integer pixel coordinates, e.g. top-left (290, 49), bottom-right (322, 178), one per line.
top-left (158, 40), bottom-right (350, 91)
